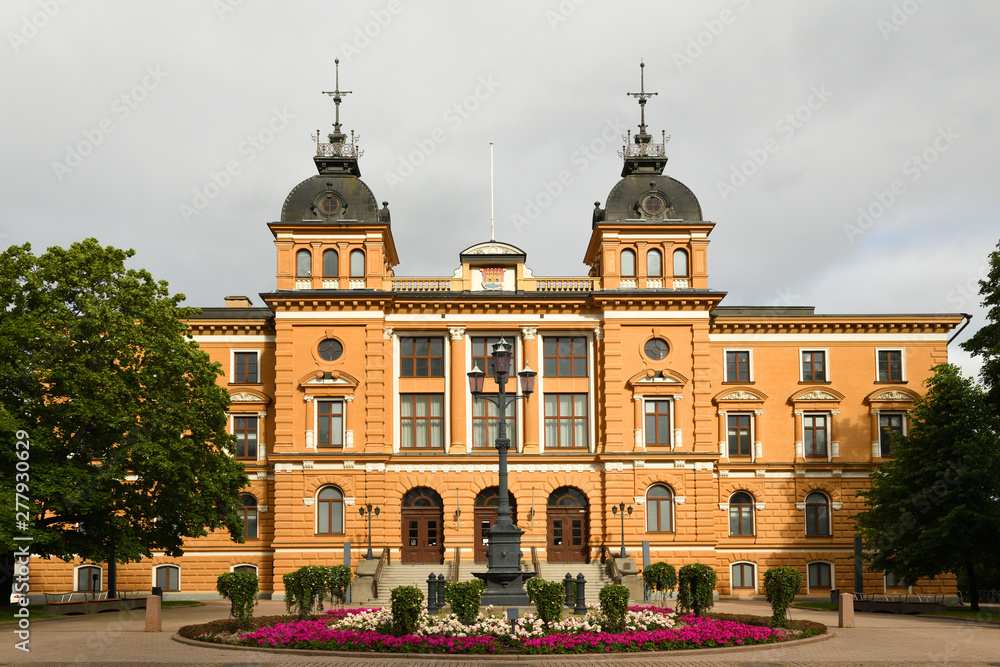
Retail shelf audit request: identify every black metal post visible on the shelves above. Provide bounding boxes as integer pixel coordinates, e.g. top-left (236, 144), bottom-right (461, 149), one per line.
top-left (611, 502), bottom-right (632, 559)
top-left (436, 574), bottom-right (446, 609)
top-left (427, 572), bottom-right (439, 612)
top-left (359, 502), bottom-right (380, 560)
top-left (574, 573), bottom-right (587, 615)
top-left (564, 572), bottom-right (574, 607)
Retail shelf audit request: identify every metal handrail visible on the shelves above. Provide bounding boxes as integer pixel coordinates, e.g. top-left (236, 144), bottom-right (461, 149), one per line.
top-left (602, 545), bottom-right (623, 585)
top-left (452, 547), bottom-right (461, 583)
top-left (531, 546), bottom-right (541, 579)
top-left (373, 547), bottom-right (390, 599)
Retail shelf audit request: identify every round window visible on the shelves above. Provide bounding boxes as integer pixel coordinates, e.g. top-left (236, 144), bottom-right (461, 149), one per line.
top-left (642, 196), bottom-right (664, 215)
top-left (318, 339), bottom-right (343, 362)
top-left (644, 338), bottom-right (669, 360)
top-left (320, 197), bottom-right (340, 215)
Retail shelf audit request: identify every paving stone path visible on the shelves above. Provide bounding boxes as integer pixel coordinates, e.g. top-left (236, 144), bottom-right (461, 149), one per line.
top-left (2, 599), bottom-right (997, 666)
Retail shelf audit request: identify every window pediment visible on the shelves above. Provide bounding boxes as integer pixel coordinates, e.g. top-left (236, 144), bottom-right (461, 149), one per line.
top-left (790, 387), bottom-right (845, 404)
top-left (865, 387), bottom-right (920, 403)
top-left (628, 368), bottom-right (689, 389)
top-left (229, 390), bottom-right (270, 405)
top-left (713, 387), bottom-right (767, 405)
top-left (298, 370), bottom-right (360, 390)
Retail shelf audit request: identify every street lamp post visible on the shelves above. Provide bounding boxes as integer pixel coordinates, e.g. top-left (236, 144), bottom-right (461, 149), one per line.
top-left (359, 502), bottom-right (380, 560)
top-left (610, 502), bottom-right (632, 559)
top-left (467, 337), bottom-right (537, 606)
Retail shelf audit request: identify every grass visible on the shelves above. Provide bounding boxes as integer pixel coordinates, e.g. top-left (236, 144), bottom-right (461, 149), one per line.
top-left (793, 601), bottom-right (999, 622)
top-left (0, 599), bottom-right (199, 623)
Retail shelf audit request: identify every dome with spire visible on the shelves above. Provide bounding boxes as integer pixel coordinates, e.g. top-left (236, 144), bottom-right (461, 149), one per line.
top-left (593, 62), bottom-right (702, 227)
top-left (280, 59), bottom-right (390, 225)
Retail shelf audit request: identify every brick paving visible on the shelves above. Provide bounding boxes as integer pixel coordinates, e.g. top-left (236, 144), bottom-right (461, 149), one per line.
top-left (1, 599), bottom-right (997, 666)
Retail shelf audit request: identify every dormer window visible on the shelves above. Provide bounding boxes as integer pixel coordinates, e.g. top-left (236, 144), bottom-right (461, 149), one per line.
top-left (320, 196), bottom-right (340, 215)
top-left (647, 249), bottom-right (662, 277)
top-left (673, 248), bottom-right (689, 277)
top-left (296, 249), bottom-right (311, 277)
top-left (642, 195), bottom-right (665, 215)
top-left (621, 249), bottom-right (636, 277)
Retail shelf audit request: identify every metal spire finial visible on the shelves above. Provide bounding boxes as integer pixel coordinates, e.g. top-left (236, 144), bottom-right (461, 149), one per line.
top-left (627, 60), bottom-right (658, 137)
top-left (322, 58), bottom-right (353, 140)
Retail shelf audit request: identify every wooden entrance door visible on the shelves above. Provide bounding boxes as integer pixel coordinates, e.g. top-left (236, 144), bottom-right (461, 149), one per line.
top-left (400, 487), bottom-right (444, 564)
top-left (547, 487), bottom-right (589, 563)
top-left (473, 487), bottom-right (518, 563)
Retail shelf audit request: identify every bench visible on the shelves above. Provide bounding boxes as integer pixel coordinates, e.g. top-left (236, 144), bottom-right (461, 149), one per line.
top-left (43, 591), bottom-right (148, 615)
top-left (853, 592), bottom-right (947, 615)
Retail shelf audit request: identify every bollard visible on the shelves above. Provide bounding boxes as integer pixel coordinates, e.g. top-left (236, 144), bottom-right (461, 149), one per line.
top-left (436, 574), bottom-right (446, 611)
top-left (838, 592), bottom-right (855, 628)
top-left (564, 573), bottom-right (574, 607)
top-left (427, 573), bottom-right (439, 612)
top-left (574, 573), bottom-right (587, 615)
top-left (144, 595), bottom-right (161, 632)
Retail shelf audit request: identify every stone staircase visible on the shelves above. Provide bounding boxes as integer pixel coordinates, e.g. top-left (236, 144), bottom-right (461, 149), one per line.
top-left (368, 558), bottom-right (615, 607)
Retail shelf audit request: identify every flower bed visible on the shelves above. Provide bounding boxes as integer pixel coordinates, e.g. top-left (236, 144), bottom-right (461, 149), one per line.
top-left (180, 605), bottom-right (824, 655)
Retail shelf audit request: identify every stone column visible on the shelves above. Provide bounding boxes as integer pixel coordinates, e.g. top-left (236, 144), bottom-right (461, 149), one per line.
top-left (520, 326), bottom-right (540, 453)
top-left (448, 326), bottom-right (467, 454)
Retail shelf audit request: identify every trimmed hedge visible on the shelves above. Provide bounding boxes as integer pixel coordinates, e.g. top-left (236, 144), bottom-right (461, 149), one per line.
top-left (216, 570), bottom-right (259, 629)
top-left (763, 566), bottom-right (803, 627)
top-left (390, 585), bottom-right (424, 636)
top-left (444, 579), bottom-right (487, 625)
top-left (598, 584), bottom-right (630, 632)
top-left (526, 577), bottom-right (566, 626)
top-left (677, 563), bottom-right (717, 617)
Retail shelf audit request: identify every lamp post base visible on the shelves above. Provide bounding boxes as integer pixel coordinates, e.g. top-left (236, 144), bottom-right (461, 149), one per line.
top-left (473, 570), bottom-right (536, 606)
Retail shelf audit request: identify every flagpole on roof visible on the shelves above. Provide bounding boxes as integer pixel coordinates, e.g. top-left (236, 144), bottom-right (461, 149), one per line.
top-left (490, 142), bottom-right (495, 242)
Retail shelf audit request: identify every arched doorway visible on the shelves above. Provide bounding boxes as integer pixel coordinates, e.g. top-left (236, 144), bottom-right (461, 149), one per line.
top-left (400, 487), bottom-right (444, 564)
top-left (473, 487), bottom-right (518, 563)
top-left (547, 487), bottom-right (589, 563)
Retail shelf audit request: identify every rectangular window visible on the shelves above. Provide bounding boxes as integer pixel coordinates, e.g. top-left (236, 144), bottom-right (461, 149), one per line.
top-left (644, 400), bottom-right (671, 447)
top-left (471, 336), bottom-right (517, 385)
top-left (879, 413), bottom-right (904, 457)
top-left (808, 562), bottom-right (832, 588)
top-left (400, 394), bottom-right (444, 449)
top-left (234, 352), bottom-right (258, 383)
top-left (233, 416), bottom-right (258, 459)
top-left (317, 400), bottom-right (344, 447)
top-left (156, 566), bottom-right (179, 592)
top-left (801, 350), bottom-right (827, 382)
top-left (543, 336), bottom-right (587, 377)
top-left (400, 337), bottom-right (444, 377)
top-left (885, 572), bottom-right (908, 587)
top-left (878, 349), bottom-right (903, 381)
top-left (732, 563), bottom-right (755, 588)
top-left (803, 413), bottom-right (828, 457)
top-left (472, 396), bottom-right (516, 449)
top-left (727, 413), bottom-right (752, 457)
top-left (725, 350), bottom-right (751, 382)
top-left (544, 394), bottom-right (588, 448)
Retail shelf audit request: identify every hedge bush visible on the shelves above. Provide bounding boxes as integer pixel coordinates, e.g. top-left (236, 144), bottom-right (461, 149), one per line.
top-left (677, 563), bottom-right (717, 617)
top-left (216, 570), bottom-right (258, 629)
top-left (390, 585), bottom-right (424, 636)
top-left (444, 579), bottom-right (487, 625)
top-left (643, 562), bottom-right (677, 604)
top-left (763, 566), bottom-right (803, 627)
top-left (598, 584), bottom-right (630, 633)
top-left (526, 577), bottom-right (566, 626)
top-left (282, 565), bottom-right (352, 618)
top-left (329, 564), bottom-right (353, 604)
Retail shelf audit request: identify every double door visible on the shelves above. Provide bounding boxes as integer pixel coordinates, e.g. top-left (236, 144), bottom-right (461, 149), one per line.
top-left (547, 507), bottom-right (588, 562)
top-left (400, 508), bottom-right (444, 564)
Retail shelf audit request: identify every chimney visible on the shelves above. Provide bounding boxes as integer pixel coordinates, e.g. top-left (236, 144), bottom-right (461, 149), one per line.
top-left (224, 295), bottom-right (253, 308)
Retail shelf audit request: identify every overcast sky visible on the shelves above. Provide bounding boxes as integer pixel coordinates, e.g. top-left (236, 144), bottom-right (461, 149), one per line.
top-left (2, 1), bottom-right (996, 378)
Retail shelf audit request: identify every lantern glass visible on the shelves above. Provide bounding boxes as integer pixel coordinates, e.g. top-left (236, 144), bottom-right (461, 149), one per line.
top-left (467, 363), bottom-right (486, 394)
top-left (518, 365), bottom-right (536, 396)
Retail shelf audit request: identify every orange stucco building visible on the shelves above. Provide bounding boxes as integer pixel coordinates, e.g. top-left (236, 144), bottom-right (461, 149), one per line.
top-left (32, 75), bottom-right (964, 603)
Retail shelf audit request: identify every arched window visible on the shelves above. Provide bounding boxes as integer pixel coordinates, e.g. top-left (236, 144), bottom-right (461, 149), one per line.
top-left (805, 492), bottom-right (830, 536)
top-left (323, 249), bottom-right (338, 277)
top-left (646, 484), bottom-right (674, 533)
top-left (672, 248), bottom-right (689, 277)
top-left (155, 565), bottom-right (180, 592)
top-left (547, 486), bottom-right (588, 508)
top-left (233, 564), bottom-right (258, 575)
top-left (621, 249), bottom-right (636, 277)
top-left (731, 562), bottom-right (756, 590)
top-left (76, 565), bottom-right (101, 592)
top-left (317, 486), bottom-right (344, 534)
top-left (729, 492), bottom-right (754, 536)
top-left (296, 249), bottom-right (311, 277)
top-left (350, 249), bottom-right (365, 278)
top-left (808, 562), bottom-right (832, 588)
top-left (647, 249), bottom-right (662, 277)
top-left (241, 494), bottom-right (258, 539)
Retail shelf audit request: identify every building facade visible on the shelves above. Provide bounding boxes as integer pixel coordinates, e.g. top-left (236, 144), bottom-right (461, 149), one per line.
top-left (32, 76), bottom-right (963, 601)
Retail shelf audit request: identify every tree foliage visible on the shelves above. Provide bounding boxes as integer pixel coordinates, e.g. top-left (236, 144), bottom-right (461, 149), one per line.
top-left (676, 563), bottom-right (717, 616)
top-left (854, 363), bottom-right (1000, 611)
top-left (763, 567), bottom-right (802, 627)
top-left (0, 240), bottom-right (248, 569)
top-left (217, 570), bottom-right (259, 628)
top-left (962, 238), bottom-right (1000, 410)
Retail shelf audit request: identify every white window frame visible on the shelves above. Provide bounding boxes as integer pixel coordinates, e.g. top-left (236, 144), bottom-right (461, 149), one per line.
top-left (799, 347), bottom-right (830, 383)
top-left (74, 564), bottom-right (103, 592)
top-left (730, 561), bottom-right (758, 594)
top-left (723, 348), bottom-right (754, 383)
top-left (728, 492), bottom-right (756, 537)
top-left (314, 398), bottom-right (346, 448)
top-left (538, 332), bottom-right (595, 454)
top-left (806, 561), bottom-right (835, 593)
top-left (875, 347), bottom-right (906, 382)
top-left (315, 485), bottom-right (346, 535)
top-left (153, 564), bottom-right (181, 592)
top-left (802, 411), bottom-right (831, 459)
top-left (884, 572), bottom-right (912, 592)
top-left (645, 483), bottom-right (675, 533)
top-left (230, 348), bottom-right (261, 384)
top-left (642, 396), bottom-right (677, 450)
top-left (230, 413), bottom-right (261, 460)
top-left (229, 563), bottom-right (259, 574)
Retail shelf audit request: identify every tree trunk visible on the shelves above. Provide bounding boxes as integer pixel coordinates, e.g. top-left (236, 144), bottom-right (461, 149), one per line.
top-left (965, 560), bottom-right (979, 612)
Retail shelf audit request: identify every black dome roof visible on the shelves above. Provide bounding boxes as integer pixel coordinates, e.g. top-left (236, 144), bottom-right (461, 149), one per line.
top-left (603, 174), bottom-right (702, 223)
top-left (280, 174), bottom-right (382, 223)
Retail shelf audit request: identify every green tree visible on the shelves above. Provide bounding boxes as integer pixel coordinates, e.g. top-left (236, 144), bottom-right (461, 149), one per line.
top-left (854, 364), bottom-right (1000, 611)
top-left (962, 238), bottom-right (1000, 410)
top-left (0, 239), bottom-right (248, 595)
